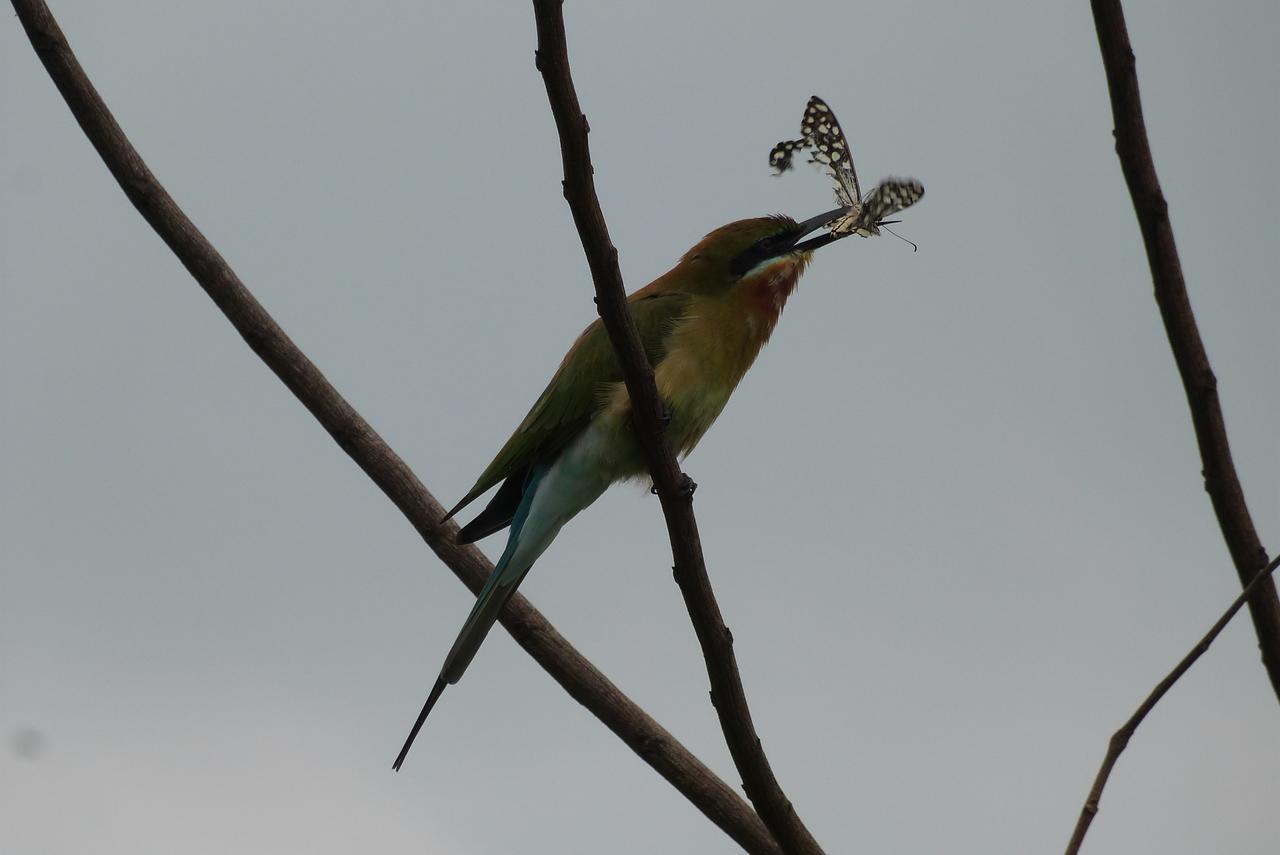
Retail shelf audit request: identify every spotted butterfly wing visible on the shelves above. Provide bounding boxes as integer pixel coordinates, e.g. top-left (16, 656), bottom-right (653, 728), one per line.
top-left (830, 178), bottom-right (926, 237)
top-left (768, 138), bottom-right (806, 173)
top-left (859, 179), bottom-right (925, 226)
top-left (799, 96), bottom-right (862, 208)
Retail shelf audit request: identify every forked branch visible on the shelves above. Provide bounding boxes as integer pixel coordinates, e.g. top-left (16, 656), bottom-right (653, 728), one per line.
top-left (1065, 554), bottom-right (1280, 854)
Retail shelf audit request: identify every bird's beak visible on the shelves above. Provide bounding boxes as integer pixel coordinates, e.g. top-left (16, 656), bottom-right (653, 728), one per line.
top-left (787, 206), bottom-right (853, 254)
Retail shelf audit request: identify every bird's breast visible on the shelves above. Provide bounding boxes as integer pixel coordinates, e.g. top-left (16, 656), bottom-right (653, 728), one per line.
top-left (652, 271), bottom-right (800, 455)
top-left (743, 256), bottom-right (805, 329)
top-left (595, 257), bottom-right (805, 464)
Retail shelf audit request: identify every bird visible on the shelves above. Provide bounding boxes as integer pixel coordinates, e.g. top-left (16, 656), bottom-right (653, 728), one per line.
top-left (393, 204), bottom-right (858, 770)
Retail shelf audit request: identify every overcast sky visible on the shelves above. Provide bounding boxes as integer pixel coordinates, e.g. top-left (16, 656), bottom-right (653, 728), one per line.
top-left (3, 2), bottom-right (1278, 853)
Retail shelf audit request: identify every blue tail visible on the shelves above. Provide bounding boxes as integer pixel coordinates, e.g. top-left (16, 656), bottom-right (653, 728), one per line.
top-left (393, 465), bottom-right (551, 770)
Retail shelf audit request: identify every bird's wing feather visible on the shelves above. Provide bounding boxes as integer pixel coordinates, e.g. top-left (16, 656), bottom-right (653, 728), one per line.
top-left (445, 290), bottom-right (691, 521)
top-left (453, 464), bottom-right (530, 544)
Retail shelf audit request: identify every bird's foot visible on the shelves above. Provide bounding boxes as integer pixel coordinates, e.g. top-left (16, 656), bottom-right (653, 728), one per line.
top-left (649, 474), bottom-right (697, 497)
top-left (626, 407), bottom-right (672, 436)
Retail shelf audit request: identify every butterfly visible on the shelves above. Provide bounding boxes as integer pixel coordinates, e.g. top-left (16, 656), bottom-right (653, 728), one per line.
top-left (770, 96), bottom-right (923, 238)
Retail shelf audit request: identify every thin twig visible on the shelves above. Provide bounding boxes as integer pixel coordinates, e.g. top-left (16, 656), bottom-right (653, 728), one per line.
top-left (1065, 553), bottom-right (1280, 854)
top-left (1090, 0), bottom-right (1280, 697)
top-left (10, 2), bottom-right (782, 852)
top-left (529, 2), bottom-right (823, 853)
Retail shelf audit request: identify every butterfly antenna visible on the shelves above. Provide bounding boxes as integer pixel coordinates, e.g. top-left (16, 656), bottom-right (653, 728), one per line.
top-left (881, 225), bottom-right (918, 252)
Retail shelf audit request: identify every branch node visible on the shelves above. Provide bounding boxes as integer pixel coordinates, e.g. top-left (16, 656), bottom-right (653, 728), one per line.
top-left (1148, 193), bottom-right (1169, 221)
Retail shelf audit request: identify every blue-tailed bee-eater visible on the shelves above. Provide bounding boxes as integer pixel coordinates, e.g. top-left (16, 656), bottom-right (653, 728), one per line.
top-left (394, 204), bottom-right (861, 769)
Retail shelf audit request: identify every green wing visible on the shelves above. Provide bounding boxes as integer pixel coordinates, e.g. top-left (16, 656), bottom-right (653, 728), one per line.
top-left (445, 290), bottom-right (692, 519)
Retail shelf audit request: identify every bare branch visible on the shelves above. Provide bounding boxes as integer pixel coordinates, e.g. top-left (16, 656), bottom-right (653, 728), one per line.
top-left (1089, 0), bottom-right (1280, 696)
top-left (530, 2), bottom-right (823, 852)
top-left (1065, 553), bottom-right (1280, 854)
top-left (10, 2), bottom-right (782, 851)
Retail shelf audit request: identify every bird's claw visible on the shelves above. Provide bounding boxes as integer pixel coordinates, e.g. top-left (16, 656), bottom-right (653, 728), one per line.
top-left (649, 474), bottom-right (696, 497)
top-left (627, 407), bottom-right (672, 436)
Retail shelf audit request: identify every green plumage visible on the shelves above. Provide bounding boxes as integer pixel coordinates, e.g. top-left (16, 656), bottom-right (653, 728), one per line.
top-left (446, 290), bottom-right (693, 519)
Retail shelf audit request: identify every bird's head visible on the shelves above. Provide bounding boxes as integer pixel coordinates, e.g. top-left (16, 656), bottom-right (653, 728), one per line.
top-left (673, 206), bottom-right (850, 297)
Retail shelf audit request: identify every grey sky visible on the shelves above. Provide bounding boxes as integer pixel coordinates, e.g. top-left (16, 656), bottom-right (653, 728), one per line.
top-left (3, 1), bottom-right (1278, 853)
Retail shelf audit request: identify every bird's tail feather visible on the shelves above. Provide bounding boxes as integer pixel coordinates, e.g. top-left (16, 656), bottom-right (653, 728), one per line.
top-left (438, 464), bottom-right (549, 683)
top-left (392, 677), bottom-right (445, 771)
top-left (392, 464), bottom-right (551, 769)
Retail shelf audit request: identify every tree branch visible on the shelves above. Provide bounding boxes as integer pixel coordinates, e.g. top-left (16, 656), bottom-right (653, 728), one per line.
top-left (10, 2), bottom-right (782, 852)
top-left (530, 2), bottom-right (823, 853)
top-left (1064, 553), bottom-right (1280, 854)
top-left (1089, 0), bottom-right (1280, 698)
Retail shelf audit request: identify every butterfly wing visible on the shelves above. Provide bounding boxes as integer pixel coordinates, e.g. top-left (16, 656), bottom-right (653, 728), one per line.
top-left (769, 138), bottom-right (807, 173)
top-left (839, 178), bottom-right (925, 235)
top-left (801, 96), bottom-right (862, 208)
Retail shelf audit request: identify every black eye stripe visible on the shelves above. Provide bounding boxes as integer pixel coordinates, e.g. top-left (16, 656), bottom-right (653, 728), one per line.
top-left (729, 231), bottom-right (795, 277)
